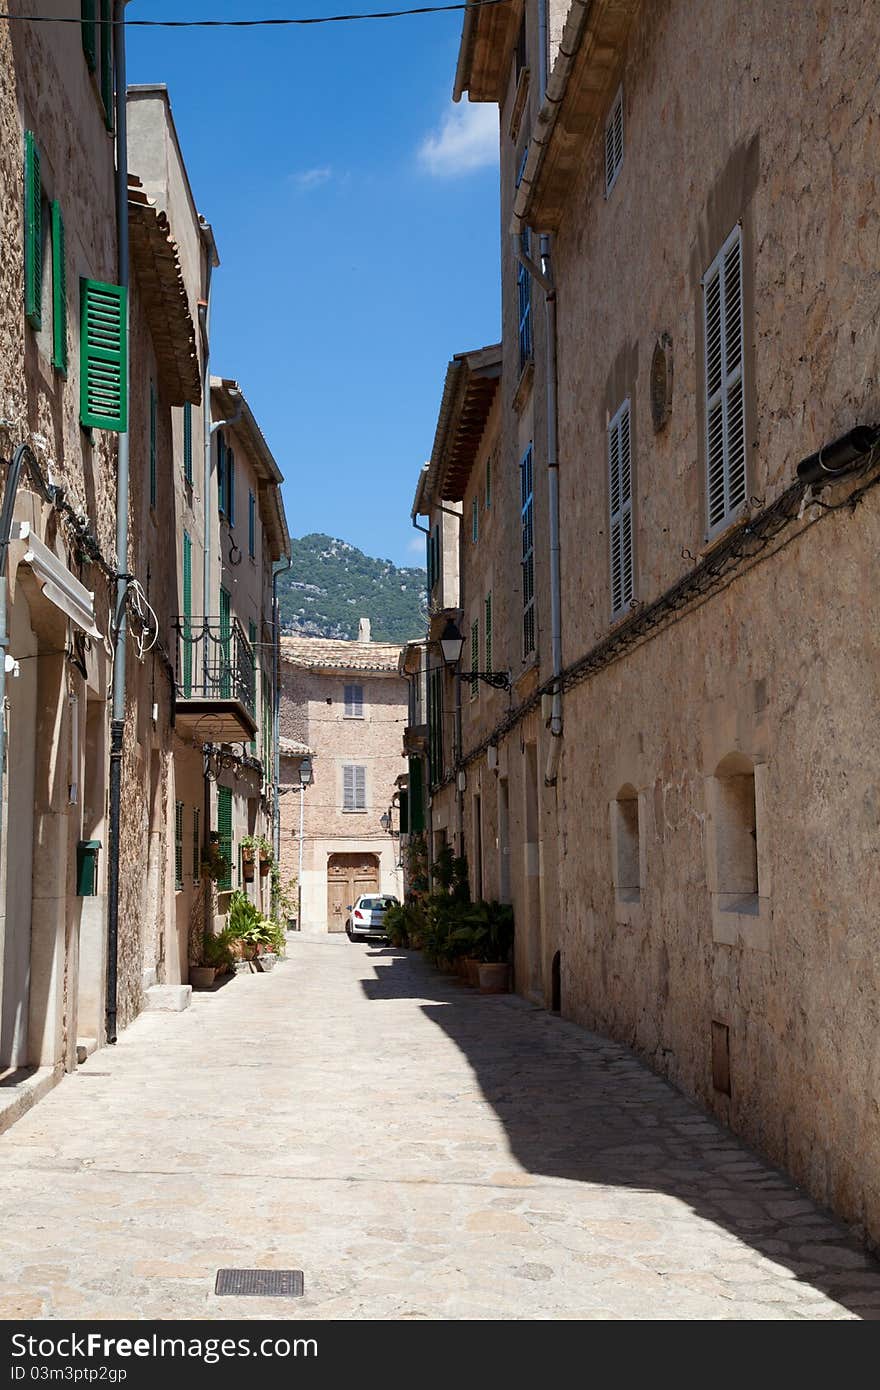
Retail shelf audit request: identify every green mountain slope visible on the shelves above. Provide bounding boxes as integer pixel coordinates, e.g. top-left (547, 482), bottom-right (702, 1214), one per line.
top-left (277, 533), bottom-right (427, 643)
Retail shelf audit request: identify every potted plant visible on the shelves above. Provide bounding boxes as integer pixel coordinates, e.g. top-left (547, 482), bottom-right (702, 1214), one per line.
top-left (240, 835), bottom-right (257, 883)
top-left (200, 833), bottom-right (229, 886)
top-left (467, 901), bottom-right (514, 993)
top-left (191, 926), bottom-right (236, 988)
top-left (257, 835), bottom-right (272, 876)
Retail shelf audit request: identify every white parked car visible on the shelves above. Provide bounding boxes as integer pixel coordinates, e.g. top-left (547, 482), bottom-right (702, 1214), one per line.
top-left (346, 895), bottom-right (398, 941)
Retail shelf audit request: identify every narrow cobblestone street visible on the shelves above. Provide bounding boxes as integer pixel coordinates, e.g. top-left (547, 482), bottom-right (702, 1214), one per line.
top-left (1, 938), bottom-right (879, 1321)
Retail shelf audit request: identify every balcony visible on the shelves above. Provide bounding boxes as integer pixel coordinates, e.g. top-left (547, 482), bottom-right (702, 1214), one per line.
top-left (172, 615), bottom-right (257, 744)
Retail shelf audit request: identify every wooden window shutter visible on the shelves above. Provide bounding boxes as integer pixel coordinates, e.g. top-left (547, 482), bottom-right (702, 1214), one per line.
top-left (608, 399), bottom-right (634, 618)
top-left (174, 801), bottom-right (184, 890)
top-left (355, 766), bottom-right (366, 810)
top-left (248, 620), bottom-right (257, 753)
top-left (248, 490), bottom-right (255, 556)
top-left (51, 201), bottom-right (67, 374)
top-left (344, 683), bottom-right (363, 717)
top-left (605, 86), bottom-right (624, 195)
top-left (192, 806), bottom-right (200, 880)
top-left (81, 0), bottom-right (97, 71)
top-left (182, 530), bottom-right (192, 698)
top-left (704, 225), bottom-right (746, 534)
top-left (227, 448), bottom-right (236, 526)
top-left (217, 432), bottom-right (226, 514)
top-left (183, 401), bottom-right (193, 484)
top-left (470, 619), bottom-right (479, 699)
top-left (343, 764), bottom-right (355, 811)
top-left (485, 592), bottom-right (493, 674)
top-left (100, 0), bottom-right (113, 130)
top-left (216, 786), bottom-right (232, 890)
top-left (80, 278), bottom-right (127, 431)
top-left (472, 496), bottom-right (478, 544)
top-left (24, 132), bottom-right (42, 330)
top-left (149, 380), bottom-right (157, 508)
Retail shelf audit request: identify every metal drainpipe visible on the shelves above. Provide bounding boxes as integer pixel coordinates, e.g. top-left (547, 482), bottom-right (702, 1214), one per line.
top-left (512, 229), bottom-right (563, 784)
top-left (106, 0), bottom-right (132, 1044)
top-left (271, 555), bottom-right (291, 863)
top-left (0, 445), bottom-right (58, 910)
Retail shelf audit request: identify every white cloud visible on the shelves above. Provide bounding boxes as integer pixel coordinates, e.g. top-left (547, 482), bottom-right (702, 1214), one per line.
top-left (418, 102), bottom-right (498, 177)
top-left (291, 167), bottom-right (333, 190)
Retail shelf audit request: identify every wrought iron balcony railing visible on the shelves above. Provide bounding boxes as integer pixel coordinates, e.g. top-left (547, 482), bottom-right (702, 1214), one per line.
top-left (172, 615), bottom-right (256, 716)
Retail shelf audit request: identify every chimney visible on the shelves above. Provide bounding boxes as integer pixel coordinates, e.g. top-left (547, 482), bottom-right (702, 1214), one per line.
top-left (358, 617), bottom-right (371, 643)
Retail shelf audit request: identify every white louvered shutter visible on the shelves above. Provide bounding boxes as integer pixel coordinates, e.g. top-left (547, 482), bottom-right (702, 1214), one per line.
top-left (609, 400), bottom-right (634, 619)
top-left (343, 765), bottom-right (355, 811)
top-left (355, 766), bottom-right (366, 810)
top-left (704, 225), bottom-right (746, 534)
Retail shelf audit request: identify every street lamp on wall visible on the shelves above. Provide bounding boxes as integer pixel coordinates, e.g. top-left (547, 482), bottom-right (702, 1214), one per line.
top-left (438, 617), bottom-right (512, 692)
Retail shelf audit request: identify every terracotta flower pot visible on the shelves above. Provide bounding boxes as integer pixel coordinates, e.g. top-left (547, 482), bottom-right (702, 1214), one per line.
top-left (190, 966), bottom-right (216, 989)
top-left (478, 962), bottom-right (510, 994)
top-left (465, 957), bottom-right (481, 987)
top-left (242, 862), bottom-right (255, 882)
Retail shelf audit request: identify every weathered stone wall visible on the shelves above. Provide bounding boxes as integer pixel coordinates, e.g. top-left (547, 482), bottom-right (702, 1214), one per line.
top-left (543, 0), bottom-right (880, 1239)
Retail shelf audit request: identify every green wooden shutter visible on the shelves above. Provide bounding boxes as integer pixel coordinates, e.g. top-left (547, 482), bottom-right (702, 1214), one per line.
top-left (192, 807), bottom-right (200, 879)
top-left (174, 801), bottom-right (184, 890)
top-left (183, 401), bottom-right (192, 485)
top-left (219, 586), bottom-right (231, 698)
top-left (408, 757), bottom-right (425, 834)
top-left (216, 786), bottom-right (232, 891)
top-left (81, 0), bottom-right (97, 71)
top-left (100, 0), bottom-right (113, 130)
top-left (51, 201), bottom-right (67, 374)
top-left (24, 132), bottom-right (42, 330)
top-left (485, 592), bottom-right (493, 675)
top-left (80, 278), bottom-right (127, 431)
top-left (149, 380), bottom-right (157, 508)
top-left (227, 448), bottom-right (236, 526)
top-left (248, 620), bottom-right (257, 753)
top-left (217, 432), bottom-right (226, 515)
top-left (182, 530), bottom-right (192, 697)
top-left (470, 619), bottom-right (479, 699)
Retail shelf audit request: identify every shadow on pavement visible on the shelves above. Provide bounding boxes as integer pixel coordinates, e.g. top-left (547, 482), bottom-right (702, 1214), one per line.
top-left (360, 946), bottom-right (880, 1320)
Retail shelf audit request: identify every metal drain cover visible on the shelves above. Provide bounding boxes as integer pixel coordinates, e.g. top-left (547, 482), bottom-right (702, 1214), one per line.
top-left (215, 1268), bottom-right (303, 1298)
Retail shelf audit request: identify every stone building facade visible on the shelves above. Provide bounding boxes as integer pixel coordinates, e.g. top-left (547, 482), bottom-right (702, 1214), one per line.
top-left (278, 625), bottom-right (407, 931)
top-left (415, 0), bottom-right (880, 1243)
top-left (0, 28), bottom-right (287, 1126)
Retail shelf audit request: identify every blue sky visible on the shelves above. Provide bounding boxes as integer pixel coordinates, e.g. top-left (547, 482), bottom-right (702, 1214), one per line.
top-left (127, 1), bottom-right (501, 569)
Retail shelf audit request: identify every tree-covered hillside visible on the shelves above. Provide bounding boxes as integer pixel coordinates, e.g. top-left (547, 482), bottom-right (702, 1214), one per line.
top-left (277, 533), bottom-right (427, 643)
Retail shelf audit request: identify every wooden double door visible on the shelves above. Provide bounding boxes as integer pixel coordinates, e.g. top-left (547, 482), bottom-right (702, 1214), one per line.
top-left (326, 853), bottom-right (380, 932)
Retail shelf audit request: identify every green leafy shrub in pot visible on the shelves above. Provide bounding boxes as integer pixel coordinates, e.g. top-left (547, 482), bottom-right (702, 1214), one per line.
top-left (460, 901), bottom-right (514, 963)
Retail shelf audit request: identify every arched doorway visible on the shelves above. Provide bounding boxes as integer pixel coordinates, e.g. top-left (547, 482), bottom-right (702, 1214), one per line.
top-left (326, 853), bottom-right (379, 933)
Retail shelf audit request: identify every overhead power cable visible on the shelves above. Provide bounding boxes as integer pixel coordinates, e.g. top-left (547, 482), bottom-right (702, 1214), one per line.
top-left (0, 1), bottom-right (509, 27)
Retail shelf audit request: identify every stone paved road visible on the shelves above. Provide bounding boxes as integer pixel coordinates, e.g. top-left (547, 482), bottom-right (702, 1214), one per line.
top-left (1, 937), bottom-right (879, 1320)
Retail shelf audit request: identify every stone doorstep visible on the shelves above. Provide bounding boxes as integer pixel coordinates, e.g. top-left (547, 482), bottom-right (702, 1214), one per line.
top-left (144, 984), bottom-right (192, 1013)
top-left (0, 1065), bottom-right (62, 1138)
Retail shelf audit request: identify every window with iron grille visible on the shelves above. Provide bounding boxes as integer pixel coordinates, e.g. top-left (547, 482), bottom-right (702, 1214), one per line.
top-left (605, 86), bottom-right (624, 196)
top-left (608, 399), bottom-right (634, 619)
top-left (485, 592), bottom-right (493, 674)
top-left (520, 445), bottom-right (535, 656)
top-left (343, 764), bottom-right (366, 811)
top-left (344, 683), bottom-right (364, 718)
top-left (472, 496), bottom-right (479, 545)
top-left (703, 224), bottom-right (746, 536)
top-left (470, 619), bottom-right (479, 700)
top-left (174, 801), bottom-right (184, 891)
top-left (517, 226), bottom-right (533, 371)
top-left (192, 806), bottom-right (200, 880)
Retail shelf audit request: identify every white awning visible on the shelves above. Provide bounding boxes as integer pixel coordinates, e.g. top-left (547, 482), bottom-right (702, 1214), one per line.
top-left (16, 523), bottom-right (103, 641)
